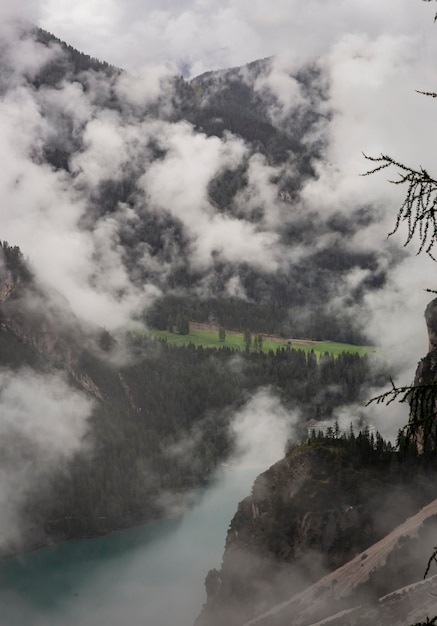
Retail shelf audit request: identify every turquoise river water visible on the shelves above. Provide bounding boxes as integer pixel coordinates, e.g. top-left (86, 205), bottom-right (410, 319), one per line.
top-left (0, 464), bottom-right (259, 626)
top-left (0, 397), bottom-right (290, 626)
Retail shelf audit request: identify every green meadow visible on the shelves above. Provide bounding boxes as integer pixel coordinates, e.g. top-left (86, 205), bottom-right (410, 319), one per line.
top-left (147, 328), bottom-right (375, 358)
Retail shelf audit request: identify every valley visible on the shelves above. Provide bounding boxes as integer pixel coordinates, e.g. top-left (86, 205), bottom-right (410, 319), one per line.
top-left (0, 6), bottom-right (436, 626)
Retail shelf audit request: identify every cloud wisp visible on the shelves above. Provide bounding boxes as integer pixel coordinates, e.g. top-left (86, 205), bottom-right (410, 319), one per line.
top-left (34, 0), bottom-right (437, 79)
top-left (0, 368), bottom-right (93, 551)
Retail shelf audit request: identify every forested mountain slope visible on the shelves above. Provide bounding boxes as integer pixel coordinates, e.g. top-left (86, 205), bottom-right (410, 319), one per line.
top-left (2, 22), bottom-right (401, 344)
top-left (0, 241), bottom-right (384, 557)
top-left (0, 9), bottom-right (429, 626)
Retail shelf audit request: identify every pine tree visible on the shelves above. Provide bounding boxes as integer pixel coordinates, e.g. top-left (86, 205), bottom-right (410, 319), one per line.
top-left (218, 326), bottom-right (226, 343)
top-left (244, 328), bottom-right (252, 351)
top-left (365, 1), bottom-right (437, 449)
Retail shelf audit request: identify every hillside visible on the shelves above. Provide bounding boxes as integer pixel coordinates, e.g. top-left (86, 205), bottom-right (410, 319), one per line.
top-left (0, 7), bottom-right (432, 626)
top-left (0, 20), bottom-right (406, 558)
top-left (3, 22), bottom-right (401, 344)
top-left (0, 240), bottom-right (386, 558)
top-left (195, 302), bottom-right (437, 626)
top-left (195, 437), bottom-right (437, 626)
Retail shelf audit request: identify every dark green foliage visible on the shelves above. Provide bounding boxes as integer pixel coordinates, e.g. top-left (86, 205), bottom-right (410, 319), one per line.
top-left (0, 241), bottom-right (33, 283)
top-left (307, 424), bottom-right (395, 464)
top-left (243, 328), bottom-right (252, 351)
top-left (175, 312), bottom-right (190, 335)
top-left (146, 293), bottom-right (372, 344)
top-left (0, 327), bottom-right (383, 551)
top-left (33, 28), bottom-right (117, 87)
top-left (254, 334), bottom-right (263, 352)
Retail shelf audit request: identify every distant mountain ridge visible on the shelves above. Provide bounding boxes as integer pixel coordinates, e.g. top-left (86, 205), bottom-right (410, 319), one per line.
top-left (8, 24), bottom-right (398, 345)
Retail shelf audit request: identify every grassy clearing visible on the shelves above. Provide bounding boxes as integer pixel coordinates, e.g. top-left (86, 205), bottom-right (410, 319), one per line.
top-left (147, 329), bottom-right (375, 358)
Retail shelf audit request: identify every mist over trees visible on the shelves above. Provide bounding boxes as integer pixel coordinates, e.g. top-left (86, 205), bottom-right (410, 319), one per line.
top-left (1, 24), bottom-right (404, 345)
top-left (1, 19), bottom-right (435, 626)
top-left (0, 239), bottom-right (387, 553)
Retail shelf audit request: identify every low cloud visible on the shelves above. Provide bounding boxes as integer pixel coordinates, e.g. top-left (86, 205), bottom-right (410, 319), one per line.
top-left (35, 0), bottom-right (437, 79)
top-left (0, 26), bottom-right (165, 330)
top-left (0, 368), bottom-right (93, 550)
top-left (229, 388), bottom-right (300, 470)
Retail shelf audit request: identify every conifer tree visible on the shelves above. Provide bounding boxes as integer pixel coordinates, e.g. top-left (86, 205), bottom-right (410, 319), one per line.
top-left (365, 0), bottom-right (437, 448)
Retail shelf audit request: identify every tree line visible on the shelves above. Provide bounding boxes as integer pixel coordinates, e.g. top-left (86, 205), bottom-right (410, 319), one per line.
top-left (2, 331), bottom-right (387, 553)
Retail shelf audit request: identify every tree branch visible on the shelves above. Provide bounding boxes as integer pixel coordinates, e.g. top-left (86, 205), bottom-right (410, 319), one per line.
top-left (363, 154), bottom-right (437, 258)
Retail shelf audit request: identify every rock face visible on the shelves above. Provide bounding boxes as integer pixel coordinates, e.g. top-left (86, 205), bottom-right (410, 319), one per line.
top-left (244, 498), bottom-right (437, 626)
top-left (195, 442), bottom-right (437, 626)
top-left (0, 249), bottom-right (112, 404)
top-left (196, 299), bottom-right (437, 626)
top-left (410, 298), bottom-right (437, 452)
top-left (425, 298), bottom-right (437, 353)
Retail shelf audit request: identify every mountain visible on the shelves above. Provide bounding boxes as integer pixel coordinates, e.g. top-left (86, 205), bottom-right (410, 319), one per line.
top-left (0, 25), bottom-right (429, 626)
top-left (4, 23), bottom-right (401, 345)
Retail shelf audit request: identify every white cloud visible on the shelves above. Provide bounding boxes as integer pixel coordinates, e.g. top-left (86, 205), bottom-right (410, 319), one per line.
top-left (36, 0), bottom-right (437, 78)
top-left (0, 29), bottom-right (164, 330)
top-left (0, 368), bottom-right (93, 548)
top-left (230, 388), bottom-right (299, 470)
top-left (0, 4), bottom-right (436, 359)
top-left (139, 121), bottom-right (282, 269)
top-left (0, 369), bottom-right (92, 456)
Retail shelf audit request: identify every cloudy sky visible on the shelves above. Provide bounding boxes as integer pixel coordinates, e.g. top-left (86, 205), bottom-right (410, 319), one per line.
top-left (5, 0), bottom-right (436, 77)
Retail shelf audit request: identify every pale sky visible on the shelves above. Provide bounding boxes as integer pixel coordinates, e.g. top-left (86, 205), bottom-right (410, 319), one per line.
top-left (7, 0), bottom-right (437, 77)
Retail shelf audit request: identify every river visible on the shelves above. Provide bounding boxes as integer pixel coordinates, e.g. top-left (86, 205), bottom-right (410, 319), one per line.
top-left (0, 391), bottom-right (290, 626)
top-left (0, 468), bottom-right (241, 626)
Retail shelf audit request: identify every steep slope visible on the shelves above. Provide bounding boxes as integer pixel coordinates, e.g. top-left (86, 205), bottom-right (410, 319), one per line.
top-left (410, 297), bottom-right (437, 453)
top-left (244, 498), bottom-right (437, 626)
top-left (0, 243), bottom-right (238, 556)
top-left (195, 439), bottom-right (437, 626)
top-left (196, 301), bottom-right (437, 626)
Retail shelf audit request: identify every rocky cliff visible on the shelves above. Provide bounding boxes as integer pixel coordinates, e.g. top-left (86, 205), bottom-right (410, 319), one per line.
top-left (196, 301), bottom-right (437, 626)
top-left (196, 442), bottom-right (437, 626)
top-left (0, 245), bottom-right (109, 400)
top-left (411, 298), bottom-right (437, 453)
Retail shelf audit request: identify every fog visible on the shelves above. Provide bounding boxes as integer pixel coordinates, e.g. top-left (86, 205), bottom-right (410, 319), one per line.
top-left (0, 3), bottom-right (436, 624)
top-left (0, 389), bottom-right (297, 626)
top-left (0, 369), bottom-right (93, 553)
top-left (0, 13), bottom-right (434, 377)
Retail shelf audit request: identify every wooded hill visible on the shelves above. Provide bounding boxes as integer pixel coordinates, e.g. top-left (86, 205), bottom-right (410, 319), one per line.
top-left (0, 242), bottom-right (387, 556)
top-left (22, 26), bottom-right (399, 344)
